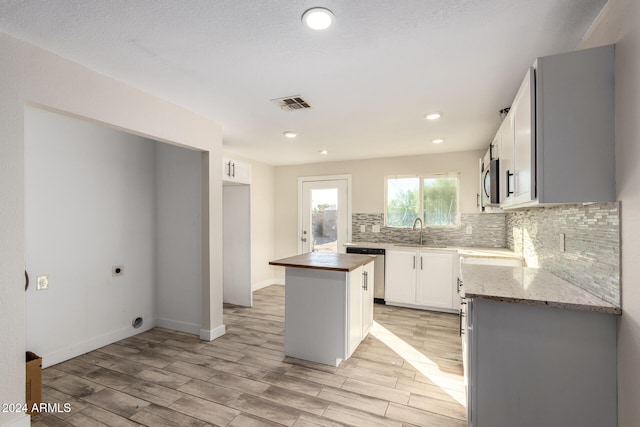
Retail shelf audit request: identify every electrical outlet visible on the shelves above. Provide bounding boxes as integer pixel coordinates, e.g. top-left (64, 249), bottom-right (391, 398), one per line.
top-left (466, 225), bottom-right (473, 235)
top-left (559, 233), bottom-right (565, 252)
top-left (360, 225), bottom-right (366, 233)
top-left (112, 265), bottom-right (124, 277)
top-left (36, 275), bottom-right (49, 291)
top-left (372, 224), bottom-right (380, 233)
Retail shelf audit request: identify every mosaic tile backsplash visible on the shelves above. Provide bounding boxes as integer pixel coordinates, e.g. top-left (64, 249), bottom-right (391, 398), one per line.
top-left (352, 213), bottom-right (506, 248)
top-left (506, 203), bottom-right (620, 306)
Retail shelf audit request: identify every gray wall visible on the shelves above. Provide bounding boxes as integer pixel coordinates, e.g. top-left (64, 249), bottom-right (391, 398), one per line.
top-left (506, 203), bottom-right (619, 306)
top-left (156, 143), bottom-right (202, 334)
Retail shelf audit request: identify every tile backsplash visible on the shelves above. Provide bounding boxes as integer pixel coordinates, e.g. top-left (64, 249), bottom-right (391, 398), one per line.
top-left (352, 212), bottom-right (506, 248)
top-left (506, 203), bottom-right (620, 306)
top-left (353, 204), bottom-right (620, 306)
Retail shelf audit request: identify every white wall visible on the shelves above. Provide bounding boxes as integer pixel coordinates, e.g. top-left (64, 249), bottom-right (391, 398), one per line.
top-left (577, 1), bottom-right (640, 425)
top-left (0, 32), bottom-right (223, 427)
top-left (25, 108), bottom-right (158, 367)
top-left (223, 151), bottom-right (277, 290)
top-left (156, 143), bottom-right (202, 334)
top-left (274, 150), bottom-right (484, 261)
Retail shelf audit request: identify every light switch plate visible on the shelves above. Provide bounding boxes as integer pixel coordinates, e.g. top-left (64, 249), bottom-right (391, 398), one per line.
top-left (360, 225), bottom-right (366, 233)
top-left (466, 225), bottom-right (473, 235)
top-left (559, 233), bottom-right (566, 252)
top-left (372, 225), bottom-right (380, 233)
top-left (36, 275), bottom-right (49, 291)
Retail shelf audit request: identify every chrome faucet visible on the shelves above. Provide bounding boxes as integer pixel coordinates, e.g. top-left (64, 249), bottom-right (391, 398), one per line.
top-left (412, 217), bottom-right (424, 245)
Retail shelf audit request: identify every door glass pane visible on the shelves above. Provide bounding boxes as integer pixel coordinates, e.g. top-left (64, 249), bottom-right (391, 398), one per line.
top-left (311, 188), bottom-right (338, 252)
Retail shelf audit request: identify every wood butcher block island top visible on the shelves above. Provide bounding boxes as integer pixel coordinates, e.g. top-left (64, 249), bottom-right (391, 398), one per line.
top-left (269, 252), bottom-right (374, 272)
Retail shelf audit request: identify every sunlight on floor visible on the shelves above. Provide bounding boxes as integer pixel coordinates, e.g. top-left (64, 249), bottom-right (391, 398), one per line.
top-left (370, 320), bottom-right (466, 407)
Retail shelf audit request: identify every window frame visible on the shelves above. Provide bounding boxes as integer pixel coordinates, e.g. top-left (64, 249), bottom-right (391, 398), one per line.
top-left (384, 172), bottom-right (461, 228)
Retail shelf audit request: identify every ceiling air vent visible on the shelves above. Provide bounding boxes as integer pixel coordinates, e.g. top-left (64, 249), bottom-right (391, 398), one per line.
top-left (271, 95), bottom-right (312, 112)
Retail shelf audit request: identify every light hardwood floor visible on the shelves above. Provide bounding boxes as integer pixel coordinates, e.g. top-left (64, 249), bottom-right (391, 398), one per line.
top-left (32, 285), bottom-right (466, 426)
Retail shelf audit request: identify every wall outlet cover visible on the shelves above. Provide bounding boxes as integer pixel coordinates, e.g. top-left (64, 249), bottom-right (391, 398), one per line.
top-left (372, 224), bottom-right (381, 233)
top-left (360, 225), bottom-right (366, 233)
top-left (466, 225), bottom-right (473, 235)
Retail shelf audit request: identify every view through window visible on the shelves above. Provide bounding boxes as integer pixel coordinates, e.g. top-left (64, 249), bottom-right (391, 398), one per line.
top-left (386, 174), bottom-right (460, 227)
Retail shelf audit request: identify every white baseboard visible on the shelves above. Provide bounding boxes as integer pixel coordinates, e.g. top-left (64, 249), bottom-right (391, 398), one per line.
top-left (39, 319), bottom-right (157, 368)
top-left (252, 279), bottom-right (284, 291)
top-left (156, 318), bottom-right (200, 335)
top-left (200, 324), bottom-right (226, 341)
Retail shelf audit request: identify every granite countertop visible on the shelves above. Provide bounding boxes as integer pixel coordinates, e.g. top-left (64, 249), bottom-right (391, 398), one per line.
top-left (269, 252), bottom-right (374, 272)
top-left (460, 264), bottom-right (621, 315)
top-left (344, 242), bottom-right (523, 260)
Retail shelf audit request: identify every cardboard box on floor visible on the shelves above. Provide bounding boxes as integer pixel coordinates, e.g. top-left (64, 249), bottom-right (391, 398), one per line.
top-left (26, 351), bottom-right (42, 414)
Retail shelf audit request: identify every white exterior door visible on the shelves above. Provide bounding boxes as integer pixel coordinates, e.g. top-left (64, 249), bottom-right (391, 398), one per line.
top-left (299, 176), bottom-right (350, 254)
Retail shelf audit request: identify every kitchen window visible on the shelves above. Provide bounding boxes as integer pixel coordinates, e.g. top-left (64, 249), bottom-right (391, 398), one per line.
top-left (385, 173), bottom-right (460, 227)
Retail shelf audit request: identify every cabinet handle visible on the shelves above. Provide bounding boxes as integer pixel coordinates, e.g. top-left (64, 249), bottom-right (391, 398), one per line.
top-left (25, 270), bottom-right (29, 291)
top-left (459, 309), bottom-right (465, 336)
top-left (476, 193), bottom-right (480, 208)
top-left (489, 143), bottom-right (494, 160)
top-left (420, 256), bottom-right (423, 270)
top-left (362, 271), bottom-right (368, 291)
top-left (506, 170), bottom-right (514, 196)
top-left (231, 162), bottom-right (236, 177)
top-left (413, 256), bottom-right (416, 270)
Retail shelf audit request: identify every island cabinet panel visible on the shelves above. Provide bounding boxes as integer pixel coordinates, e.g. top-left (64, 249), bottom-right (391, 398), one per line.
top-left (282, 259), bottom-right (374, 367)
top-left (466, 298), bottom-right (617, 427)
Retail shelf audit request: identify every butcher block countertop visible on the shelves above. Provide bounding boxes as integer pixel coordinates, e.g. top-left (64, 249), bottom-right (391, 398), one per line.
top-left (270, 252), bottom-right (374, 272)
top-left (461, 264), bottom-right (621, 315)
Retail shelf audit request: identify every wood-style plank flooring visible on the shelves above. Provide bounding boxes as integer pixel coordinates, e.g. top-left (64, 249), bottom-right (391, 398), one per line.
top-left (32, 285), bottom-right (466, 426)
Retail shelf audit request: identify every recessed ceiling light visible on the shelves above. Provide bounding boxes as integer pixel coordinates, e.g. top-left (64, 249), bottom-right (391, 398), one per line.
top-left (302, 7), bottom-right (334, 30)
top-left (283, 131), bottom-right (297, 138)
top-left (319, 149), bottom-right (329, 155)
top-left (426, 112), bottom-right (442, 120)
top-left (432, 138), bottom-right (445, 144)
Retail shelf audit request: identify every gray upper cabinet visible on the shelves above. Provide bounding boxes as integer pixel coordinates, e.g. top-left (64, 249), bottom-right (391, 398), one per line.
top-left (499, 44), bottom-right (615, 209)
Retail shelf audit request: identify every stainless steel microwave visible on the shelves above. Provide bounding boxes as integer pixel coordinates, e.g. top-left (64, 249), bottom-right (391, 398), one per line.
top-left (481, 148), bottom-right (500, 208)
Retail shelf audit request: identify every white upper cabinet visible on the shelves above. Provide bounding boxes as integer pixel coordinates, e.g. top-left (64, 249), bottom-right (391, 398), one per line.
top-left (222, 157), bottom-right (251, 184)
top-left (498, 44), bottom-right (615, 208)
top-left (499, 111), bottom-right (514, 205)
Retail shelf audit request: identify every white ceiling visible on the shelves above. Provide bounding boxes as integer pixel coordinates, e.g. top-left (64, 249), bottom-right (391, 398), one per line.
top-left (0, 0), bottom-right (606, 165)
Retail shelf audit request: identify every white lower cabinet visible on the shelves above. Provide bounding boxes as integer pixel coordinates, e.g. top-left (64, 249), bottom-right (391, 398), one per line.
top-left (465, 298), bottom-right (617, 427)
top-left (348, 261), bottom-right (374, 357)
top-left (385, 249), bottom-right (458, 312)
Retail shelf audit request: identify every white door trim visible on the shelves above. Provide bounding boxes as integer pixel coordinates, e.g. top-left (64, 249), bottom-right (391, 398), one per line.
top-left (298, 174), bottom-right (352, 254)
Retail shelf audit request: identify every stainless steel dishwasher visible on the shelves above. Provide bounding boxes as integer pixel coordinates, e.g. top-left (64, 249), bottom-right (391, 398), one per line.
top-left (346, 246), bottom-right (385, 304)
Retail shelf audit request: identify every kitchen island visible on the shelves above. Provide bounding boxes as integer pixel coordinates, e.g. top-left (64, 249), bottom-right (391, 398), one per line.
top-left (269, 252), bottom-right (374, 366)
top-left (460, 264), bottom-right (620, 427)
